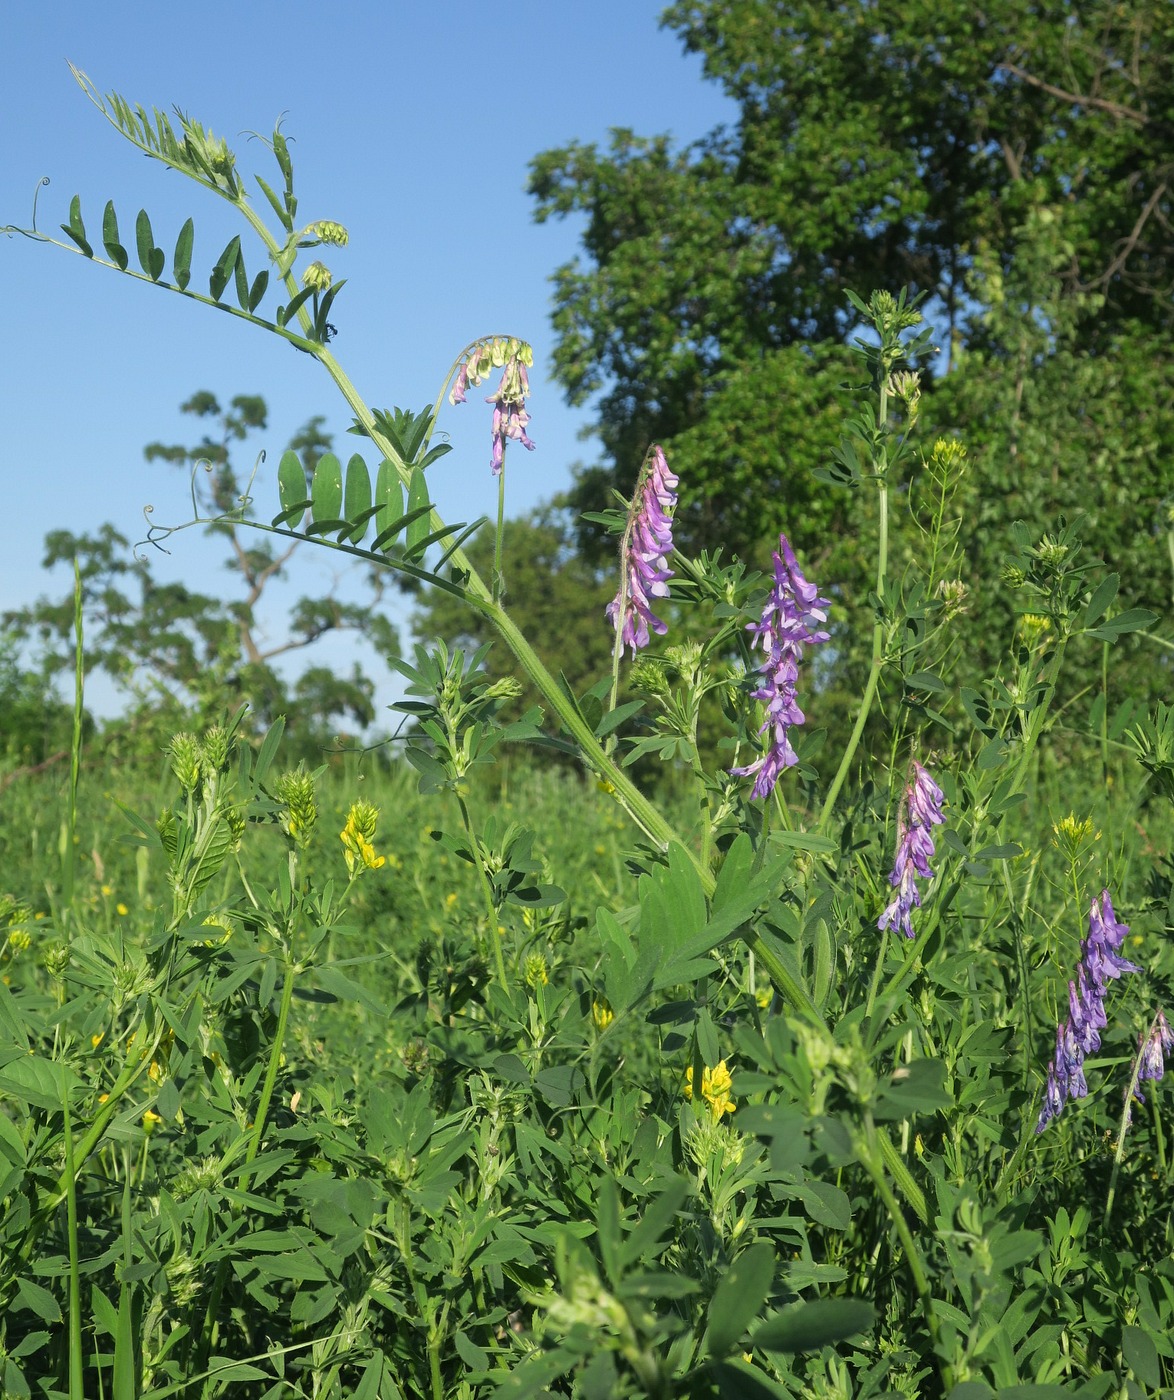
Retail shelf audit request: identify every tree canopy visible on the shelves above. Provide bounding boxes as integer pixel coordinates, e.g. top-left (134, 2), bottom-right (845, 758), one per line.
top-left (524, 0), bottom-right (1173, 708)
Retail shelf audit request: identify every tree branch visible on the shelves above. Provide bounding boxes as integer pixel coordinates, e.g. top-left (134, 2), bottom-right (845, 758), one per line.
top-left (998, 60), bottom-right (1149, 125)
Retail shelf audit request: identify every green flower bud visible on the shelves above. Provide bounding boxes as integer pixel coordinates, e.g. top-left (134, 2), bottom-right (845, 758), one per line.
top-left (169, 732), bottom-right (201, 792)
top-left (312, 220), bottom-right (349, 246)
top-left (200, 724), bottom-right (231, 775)
top-left (275, 766), bottom-right (318, 849)
top-left (302, 261), bottom-right (332, 293)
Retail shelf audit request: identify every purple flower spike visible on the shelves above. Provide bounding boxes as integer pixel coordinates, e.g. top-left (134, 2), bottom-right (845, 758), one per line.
top-left (877, 762), bottom-right (946, 939)
top-left (605, 446), bottom-right (679, 656)
top-left (729, 535), bottom-right (830, 799)
top-left (1036, 889), bottom-right (1142, 1133)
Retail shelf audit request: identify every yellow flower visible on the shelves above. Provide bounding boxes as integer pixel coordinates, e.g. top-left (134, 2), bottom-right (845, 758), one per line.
top-left (340, 801), bottom-right (386, 876)
top-left (142, 1110), bottom-right (163, 1134)
top-left (91, 1032), bottom-right (105, 1050)
top-left (100, 884), bottom-right (115, 898)
top-left (592, 999), bottom-right (614, 1031)
top-left (684, 1059), bottom-right (737, 1120)
top-left (116, 903), bottom-right (129, 917)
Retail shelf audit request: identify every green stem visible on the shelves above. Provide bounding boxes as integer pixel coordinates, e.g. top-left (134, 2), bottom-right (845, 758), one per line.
top-left (1105, 1014), bottom-right (1158, 1228)
top-left (61, 561), bottom-right (85, 919)
top-left (243, 959), bottom-right (297, 1181)
top-left (457, 793), bottom-right (509, 989)
top-left (493, 464), bottom-right (507, 603)
top-left (63, 1091), bottom-right (83, 1400)
top-left (819, 399), bottom-right (890, 831)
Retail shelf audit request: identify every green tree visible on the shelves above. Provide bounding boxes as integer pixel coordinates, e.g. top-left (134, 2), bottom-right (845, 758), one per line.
top-left (4, 393), bottom-right (399, 756)
top-left (529, 0), bottom-right (1173, 706)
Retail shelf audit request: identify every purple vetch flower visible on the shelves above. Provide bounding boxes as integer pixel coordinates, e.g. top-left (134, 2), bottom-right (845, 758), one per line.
top-left (729, 535), bottom-right (830, 799)
top-left (877, 762), bottom-right (946, 939)
top-left (1131, 1010), bottom-right (1174, 1105)
top-left (605, 445), bottom-right (679, 655)
top-left (1036, 889), bottom-right (1140, 1133)
top-left (486, 357), bottom-right (535, 476)
top-left (1081, 888), bottom-right (1141, 990)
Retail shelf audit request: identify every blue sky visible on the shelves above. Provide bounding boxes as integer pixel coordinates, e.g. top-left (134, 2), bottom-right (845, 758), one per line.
top-left (2, 3), bottom-right (734, 718)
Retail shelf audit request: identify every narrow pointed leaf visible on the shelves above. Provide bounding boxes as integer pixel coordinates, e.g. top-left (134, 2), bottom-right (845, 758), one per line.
top-left (311, 452), bottom-right (343, 523)
top-left (405, 467), bottom-right (430, 555)
top-left (343, 454), bottom-right (372, 542)
top-left (277, 285), bottom-right (314, 328)
top-left (233, 245), bottom-right (250, 309)
top-left (102, 200), bottom-right (128, 270)
top-left (277, 450), bottom-right (307, 528)
top-left (374, 459), bottom-right (404, 552)
top-left (254, 173), bottom-right (292, 229)
top-left (61, 194), bottom-right (93, 256)
top-left (371, 504), bottom-right (432, 552)
top-left (135, 208), bottom-right (161, 279)
top-left (209, 235), bottom-right (241, 302)
top-left (173, 217), bottom-right (193, 290)
top-left (247, 269), bottom-right (269, 313)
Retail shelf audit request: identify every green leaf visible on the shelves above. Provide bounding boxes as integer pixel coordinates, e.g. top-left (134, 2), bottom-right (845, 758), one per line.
top-left (60, 194), bottom-right (93, 256)
top-left (276, 285), bottom-right (313, 328)
top-left (173, 217), bottom-right (193, 290)
top-left (0, 1051), bottom-right (83, 1113)
top-left (374, 460), bottom-right (405, 550)
top-left (873, 1057), bottom-right (952, 1121)
top-left (343, 454), bottom-right (372, 542)
top-left (209, 235), bottom-right (241, 302)
top-left (753, 1298), bottom-right (874, 1353)
top-left (254, 716), bottom-right (286, 786)
top-left (233, 244), bottom-right (250, 309)
top-left (704, 1241), bottom-right (775, 1356)
top-left (405, 467), bottom-right (431, 556)
top-left (247, 269), bottom-right (269, 312)
top-left (1082, 573), bottom-right (1119, 628)
top-left (311, 453), bottom-right (343, 523)
top-left (277, 450), bottom-right (307, 528)
top-left (134, 208), bottom-right (164, 280)
top-left (1122, 1325), bottom-right (1161, 1388)
top-left (1087, 607), bottom-right (1158, 641)
top-left (102, 200), bottom-right (128, 270)
top-left (14, 1278), bottom-right (61, 1324)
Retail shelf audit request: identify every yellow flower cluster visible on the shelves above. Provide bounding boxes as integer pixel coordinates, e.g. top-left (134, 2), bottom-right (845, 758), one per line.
top-left (592, 999), bottom-right (614, 1031)
top-left (340, 801), bottom-right (386, 876)
top-left (684, 1059), bottom-right (736, 1120)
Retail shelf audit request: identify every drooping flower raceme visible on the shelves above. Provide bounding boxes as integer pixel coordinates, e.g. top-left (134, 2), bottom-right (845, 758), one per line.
top-left (730, 535), bottom-right (830, 799)
top-left (605, 445), bottom-right (678, 656)
top-left (877, 762), bottom-right (946, 939)
top-left (448, 337), bottom-right (536, 475)
top-left (1036, 889), bottom-right (1140, 1133)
